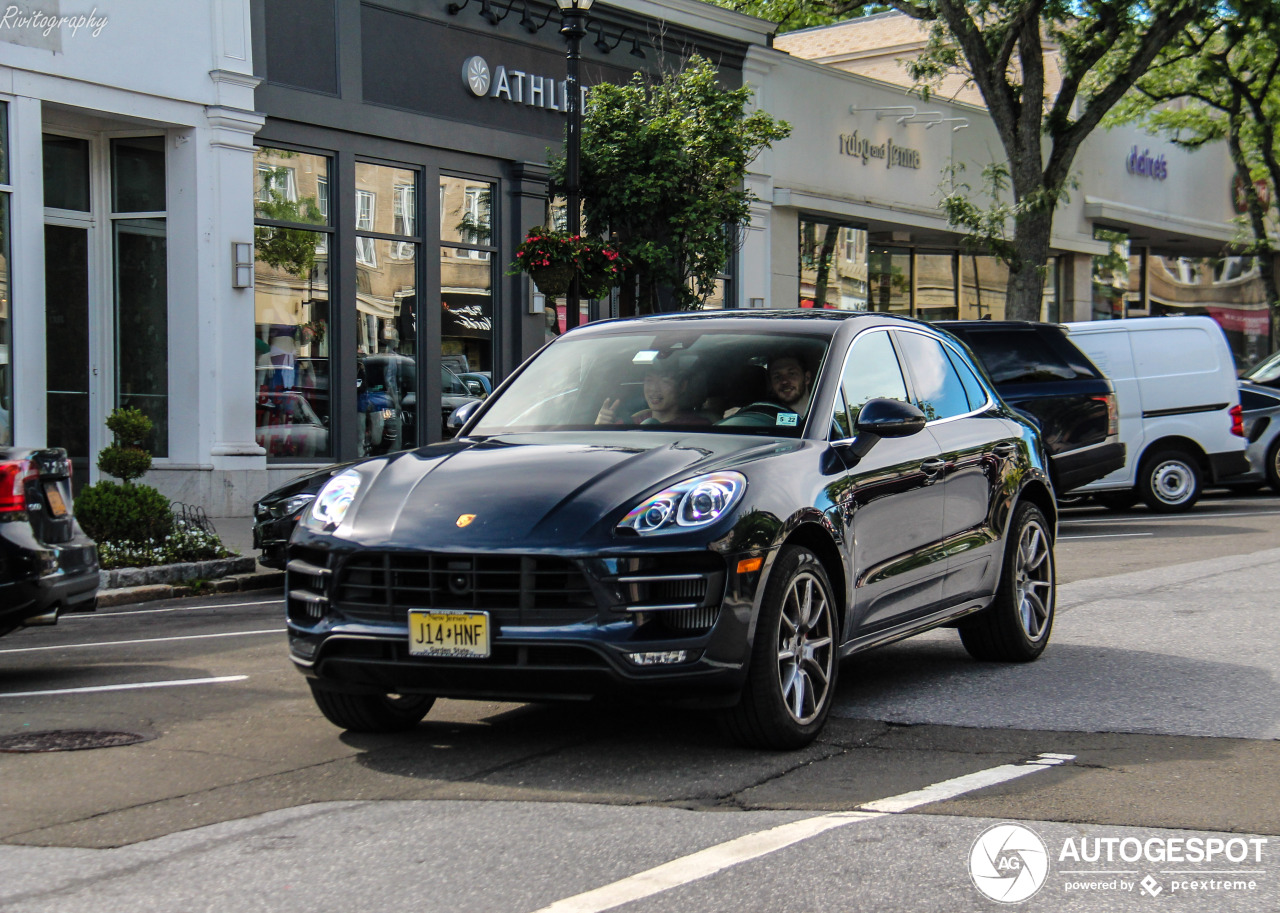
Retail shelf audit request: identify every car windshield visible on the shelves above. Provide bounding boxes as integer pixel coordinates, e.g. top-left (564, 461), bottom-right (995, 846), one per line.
top-left (1242, 349), bottom-right (1280, 385)
top-left (471, 329), bottom-right (831, 437)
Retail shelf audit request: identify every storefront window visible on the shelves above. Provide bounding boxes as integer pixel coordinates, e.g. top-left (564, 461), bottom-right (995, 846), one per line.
top-left (111, 137), bottom-right (168, 456)
top-left (799, 219), bottom-right (867, 309)
top-left (440, 175), bottom-right (494, 376)
top-left (254, 146), bottom-right (333, 460)
top-left (1092, 228), bottom-right (1129, 320)
top-left (915, 252), bottom-right (958, 321)
top-left (959, 255), bottom-right (1010, 320)
top-left (0, 103), bottom-right (10, 446)
top-left (355, 161), bottom-right (419, 454)
top-left (1150, 255), bottom-right (1271, 369)
top-left (868, 248), bottom-right (911, 315)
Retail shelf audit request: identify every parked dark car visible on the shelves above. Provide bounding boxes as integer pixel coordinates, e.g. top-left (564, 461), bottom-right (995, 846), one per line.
top-left (1229, 382), bottom-right (1280, 493)
top-left (253, 459), bottom-right (365, 570)
top-left (0, 447), bottom-right (99, 637)
top-left (936, 320), bottom-right (1125, 495)
top-left (286, 311), bottom-right (1057, 749)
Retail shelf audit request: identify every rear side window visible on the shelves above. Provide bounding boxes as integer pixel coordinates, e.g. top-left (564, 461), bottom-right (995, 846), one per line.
top-left (895, 331), bottom-right (972, 420)
top-left (1240, 388), bottom-right (1280, 411)
top-left (945, 346), bottom-right (989, 411)
top-left (955, 328), bottom-right (1100, 384)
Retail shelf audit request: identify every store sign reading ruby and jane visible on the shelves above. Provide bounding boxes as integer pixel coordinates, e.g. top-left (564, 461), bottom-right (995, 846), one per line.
top-left (462, 55), bottom-right (587, 113)
top-left (839, 131), bottom-right (921, 170)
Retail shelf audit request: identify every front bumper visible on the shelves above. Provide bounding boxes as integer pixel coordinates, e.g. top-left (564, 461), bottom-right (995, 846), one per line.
top-left (286, 540), bottom-right (770, 706)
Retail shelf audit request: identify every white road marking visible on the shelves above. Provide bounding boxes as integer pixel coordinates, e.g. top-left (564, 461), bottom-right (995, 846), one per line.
top-left (1059, 532), bottom-right (1154, 540)
top-left (533, 753), bottom-right (1074, 913)
top-left (0, 629), bottom-right (284, 654)
top-left (71, 599), bottom-right (283, 619)
top-left (0, 675), bottom-right (248, 699)
top-left (1061, 509), bottom-right (1280, 526)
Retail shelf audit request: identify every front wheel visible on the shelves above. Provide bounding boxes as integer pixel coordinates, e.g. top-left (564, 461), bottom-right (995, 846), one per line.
top-left (722, 546), bottom-right (839, 750)
top-left (1137, 448), bottom-right (1202, 513)
top-left (959, 502), bottom-right (1055, 662)
top-left (1266, 439), bottom-right (1280, 494)
top-left (308, 682), bottom-right (435, 732)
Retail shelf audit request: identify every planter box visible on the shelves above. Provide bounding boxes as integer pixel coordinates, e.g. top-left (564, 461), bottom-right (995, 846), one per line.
top-left (100, 556), bottom-right (257, 590)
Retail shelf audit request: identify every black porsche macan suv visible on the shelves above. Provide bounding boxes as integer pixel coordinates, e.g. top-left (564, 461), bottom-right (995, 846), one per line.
top-left (287, 311), bottom-right (1058, 748)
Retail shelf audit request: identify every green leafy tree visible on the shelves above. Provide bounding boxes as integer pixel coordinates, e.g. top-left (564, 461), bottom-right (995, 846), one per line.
top-left (1111, 0), bottom-right (1280, 340)
top-left (558, 55), bottom-right (791, 314)
top-left (254, 165), bottom-right (324, 278)
top-left (709, 0), bottom-right (1207, 320)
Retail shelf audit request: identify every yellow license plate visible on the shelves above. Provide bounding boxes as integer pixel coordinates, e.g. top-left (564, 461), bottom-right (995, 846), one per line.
top-left (45, 484), bottom-right (68, 518)
top-left (408, 610), bottom-right (490, 658)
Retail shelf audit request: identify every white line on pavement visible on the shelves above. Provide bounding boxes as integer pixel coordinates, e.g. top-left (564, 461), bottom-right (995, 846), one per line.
top-left (532, 753), bottom-right (1075, 913)
top-left (71, 599), bottom-right (284, 619)
top-left (1059, 532), bottom-right (1155, 540)
top-left (0, 629), bottom-right (284, 654)
top-left (1061, 509), bottom-right (1280, 526)
top-left (0, 675), bottom-right (248, 698)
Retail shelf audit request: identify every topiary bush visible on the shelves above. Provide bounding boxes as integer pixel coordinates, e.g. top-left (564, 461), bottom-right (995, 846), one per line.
top-left (98, 406), bottom-right (154, 483)
top-left (76, 482), bottom-right (174, 544)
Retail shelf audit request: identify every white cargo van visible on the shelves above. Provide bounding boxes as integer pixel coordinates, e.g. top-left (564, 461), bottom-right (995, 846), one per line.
top-left (1063, 317), bottom-right (1248, 512)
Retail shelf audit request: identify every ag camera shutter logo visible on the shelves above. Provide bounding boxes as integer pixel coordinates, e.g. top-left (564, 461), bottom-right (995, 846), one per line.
top-left (969, 823), bottom-right (1049, 903)
top-left (463, 56), bottom-right (491, 96)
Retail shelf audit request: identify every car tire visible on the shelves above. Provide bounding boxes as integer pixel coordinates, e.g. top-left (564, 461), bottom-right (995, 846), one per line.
top-left (1266, 439), bottom-right (1280, 494)
top-left (308, 682), bottom-right (435, 732)
top-left (1137, 448), bottom-right (1202, 513)
top-left (959, 502), bottom-right (1055, 663)
top-left (1093, 490), bottom-right (1138, 512)
top-left (722, 545), bottom-right (839, 750)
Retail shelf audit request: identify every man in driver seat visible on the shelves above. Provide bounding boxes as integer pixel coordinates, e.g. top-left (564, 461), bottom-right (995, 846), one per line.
top-left (721, 350), bottom-right (814, 426)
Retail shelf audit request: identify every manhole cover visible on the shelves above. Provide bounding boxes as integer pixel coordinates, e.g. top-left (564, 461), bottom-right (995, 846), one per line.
top-left (0, 730), bottom-right (155, 753)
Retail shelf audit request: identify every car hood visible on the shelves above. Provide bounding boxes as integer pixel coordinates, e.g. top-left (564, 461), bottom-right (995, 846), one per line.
top-left (336, 432), bottom-right (791, 549)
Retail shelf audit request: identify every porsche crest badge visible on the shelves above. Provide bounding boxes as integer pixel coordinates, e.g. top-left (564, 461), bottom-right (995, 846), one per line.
top-left (456, 513), bottom-right (477, 528)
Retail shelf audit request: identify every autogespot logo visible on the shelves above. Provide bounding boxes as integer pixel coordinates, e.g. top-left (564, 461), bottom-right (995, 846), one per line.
top-left (970, 823), bottom-right (1050, 903)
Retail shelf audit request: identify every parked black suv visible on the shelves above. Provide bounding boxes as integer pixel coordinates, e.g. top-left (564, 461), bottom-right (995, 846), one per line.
top-left (0, 447), bottom-right (99, 637)
top-left (937, 321), bottom-right (1125, 494)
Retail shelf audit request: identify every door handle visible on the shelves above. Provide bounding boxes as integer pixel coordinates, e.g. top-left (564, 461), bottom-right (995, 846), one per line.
top-left (993, 442), bottom-right (1018, 458)
top-left (920, 458), bottom-right (947, 476)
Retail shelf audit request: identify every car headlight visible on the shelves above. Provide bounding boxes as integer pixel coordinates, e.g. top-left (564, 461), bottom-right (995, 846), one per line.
top-left (306, 469), bottom-right (362, 530)
top-left (618, 471), bottom-right (746, 535)
top-left (276, 494), bottom-right (316, 519)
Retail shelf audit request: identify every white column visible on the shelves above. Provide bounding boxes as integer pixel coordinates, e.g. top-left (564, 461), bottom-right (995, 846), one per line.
top-left (9, 93), bottom-right (46, 447)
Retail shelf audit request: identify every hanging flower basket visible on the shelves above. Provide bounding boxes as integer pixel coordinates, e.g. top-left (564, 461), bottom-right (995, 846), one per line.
top-left (529, 263), bottom-right (577, 298)
top-left (510, 226), bottom-right (627, 300)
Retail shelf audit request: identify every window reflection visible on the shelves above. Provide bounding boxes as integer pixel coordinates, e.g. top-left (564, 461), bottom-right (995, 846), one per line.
top-left (357, 238), bottom-right (418, 453)
top-left (959, 255), bottom-right (1010, 320)
top-left (800, 220), bottom-right (867, 309)
top-left (255, 147), bottom-right (329, 225)
top-left (440, 175), bottom-right (495, 382)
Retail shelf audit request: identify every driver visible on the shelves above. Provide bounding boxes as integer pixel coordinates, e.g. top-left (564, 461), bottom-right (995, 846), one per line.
top-left (721, 350), bottom-right (814, 423)
top-left (596, 359), bottom-right (711, 426)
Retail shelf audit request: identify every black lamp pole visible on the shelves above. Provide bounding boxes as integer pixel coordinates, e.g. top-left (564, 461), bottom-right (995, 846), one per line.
top-left (558, 0), bottom-right (591, 329)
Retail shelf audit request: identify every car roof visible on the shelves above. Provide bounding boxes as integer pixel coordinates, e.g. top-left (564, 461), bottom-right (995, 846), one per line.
top-left (564, 309), bottom-right (934, 340)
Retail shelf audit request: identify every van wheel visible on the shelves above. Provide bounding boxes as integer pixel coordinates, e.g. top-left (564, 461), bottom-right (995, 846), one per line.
top-left (1137, 449), bottom-right (1202, 513)
top-left (1266, 440), bottom-right (1280, 494)
top-left (960, 502), bottom-right (1055, 662)
top-left (1093, 491), bottom-right (1137, 512)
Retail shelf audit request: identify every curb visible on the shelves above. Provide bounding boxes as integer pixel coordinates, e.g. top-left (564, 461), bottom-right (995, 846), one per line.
top-left (96, 571), bottom-right (286, 607)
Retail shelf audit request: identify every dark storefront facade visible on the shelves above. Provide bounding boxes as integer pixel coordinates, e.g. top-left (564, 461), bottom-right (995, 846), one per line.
top-left (251, 0), bottom-right (768, 475)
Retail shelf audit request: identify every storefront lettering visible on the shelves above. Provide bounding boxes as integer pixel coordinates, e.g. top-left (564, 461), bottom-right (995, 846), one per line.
top-left (462, 55), bottom-right (587, 113)
top-left (1127, 146), bottom-right (1168, 180)
top-left (839, 131), bottom-right (921, 170)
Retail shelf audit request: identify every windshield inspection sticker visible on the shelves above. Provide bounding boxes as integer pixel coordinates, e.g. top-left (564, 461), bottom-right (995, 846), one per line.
top-left (776, 413), bottom-right (799, 427)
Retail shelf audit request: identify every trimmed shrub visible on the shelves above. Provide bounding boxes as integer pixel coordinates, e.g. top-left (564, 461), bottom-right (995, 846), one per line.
top-left (76, 482), bottom-right (174, 544)
top-left (98, 406), bottom-right (153, 483)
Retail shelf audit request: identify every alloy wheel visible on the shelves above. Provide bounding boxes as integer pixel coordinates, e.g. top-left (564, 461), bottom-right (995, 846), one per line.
top-left (1014, 519), bottom-right (1053, 641)
top-left (775, 570), bottom-right (835, 724)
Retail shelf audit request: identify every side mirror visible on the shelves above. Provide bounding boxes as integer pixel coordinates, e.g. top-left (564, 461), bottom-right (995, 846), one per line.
top-left (837, 398), bottom-right (928, 463)
top-left (465, 380), bottom-right (487, 398)
top-left (448, 399), bottom-right (483, 434)
top-left (855, 398), bottom-right (928, 438)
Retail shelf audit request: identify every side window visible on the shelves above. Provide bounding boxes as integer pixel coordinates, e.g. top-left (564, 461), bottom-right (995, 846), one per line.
top-left (945, 345), bottom-right (989, 412)
top-left (840, 331), bottom-right (910, 419)
top-left (896, 331), bottom-right (972, 421)
top-left (830, 387), bottom-right (852, 440)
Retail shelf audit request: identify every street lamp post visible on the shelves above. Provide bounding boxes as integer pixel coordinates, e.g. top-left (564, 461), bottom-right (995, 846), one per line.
top-left (557, 0), bottom-right (593, 330)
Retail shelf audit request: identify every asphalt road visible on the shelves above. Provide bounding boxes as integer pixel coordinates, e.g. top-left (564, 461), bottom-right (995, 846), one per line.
top-left (1, 491), bottom-right (1278, 912)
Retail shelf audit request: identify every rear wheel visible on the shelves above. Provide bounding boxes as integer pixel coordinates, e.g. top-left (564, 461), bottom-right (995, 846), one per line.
top-left (1137, 448), bottom-right (1201, 513)
top-left (723, 546), bottom-right (838, 750)
top-left (308, 682), bottom-right (435, 732)
top-left (1266, 440), bottom-right (1280, 494)
top-left (959, 502), bottom-right (1055, 662)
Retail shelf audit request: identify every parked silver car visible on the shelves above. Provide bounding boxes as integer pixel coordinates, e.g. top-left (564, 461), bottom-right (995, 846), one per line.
top-left (1232, 382), bottom-right (1280, 493)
